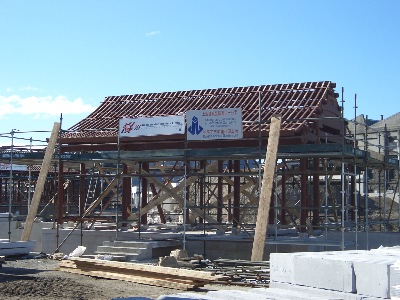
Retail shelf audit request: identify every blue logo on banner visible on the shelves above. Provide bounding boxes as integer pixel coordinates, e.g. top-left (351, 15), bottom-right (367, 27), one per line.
top-left (188, 116), bottom-right (203, 135)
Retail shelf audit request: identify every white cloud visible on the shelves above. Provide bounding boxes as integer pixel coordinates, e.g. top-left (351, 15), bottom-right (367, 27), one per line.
top-left (0, 95), bottom-right (96, 118)
top-left (20, 86), bottom-right (39, 92)
top-left (145, 31), bottom-right (160, 36)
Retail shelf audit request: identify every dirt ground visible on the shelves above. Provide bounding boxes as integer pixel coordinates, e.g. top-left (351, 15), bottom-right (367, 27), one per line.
top-left (0, 255), bottom-right (248, 300)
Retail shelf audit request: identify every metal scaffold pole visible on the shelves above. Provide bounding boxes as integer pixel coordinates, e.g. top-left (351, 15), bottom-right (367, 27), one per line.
top-left (8, 129), bottom-right (15, 241)
top-left (354, 94), bottom-right (359, 249)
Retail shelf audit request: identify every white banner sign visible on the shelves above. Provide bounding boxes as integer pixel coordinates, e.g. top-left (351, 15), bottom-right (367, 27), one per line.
top-left (119, 115), bottom-right (185, 137)
top-left (186, 108), bottom-right (243, 141)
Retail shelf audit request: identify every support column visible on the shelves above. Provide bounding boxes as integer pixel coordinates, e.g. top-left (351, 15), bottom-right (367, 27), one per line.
top-left (350, 165), bottom-right (356, 221)
top-left (312, 157), bottom-right (320, 227)
top-left (280, 162), bottom-right (287, 225)
top-left (217, 160), bottom-right (223, 223)
top-left (79, 163), bottom-right (86, 217)
top-left (0, 178), bottom-right (2, 203)
top-left (199, 161), bottom-right (205, 224)
top-left (300, 158), bottom-right (308, 232)
top-left (228, 160), bottom-right (233, 222)
top-left (233, 160), bottom-right (241, 230)
top-left (4, 179), bottom-right (7, 205)
top-left (18, 180), bottom-right (21, 214)
top-left (57, 161), bottom-right (64, 224)
top-left (122, 163), bottom-right (131, 226)
top-left (185, 162), bottom-right (190, 223)
top-left (141, 162), bottom-right (148, 225)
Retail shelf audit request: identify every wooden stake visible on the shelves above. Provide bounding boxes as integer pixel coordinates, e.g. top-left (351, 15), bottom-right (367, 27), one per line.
top-left (21, 122), bottom-right (60, 241)
top-left (251, 114), bottom-right (281, 261)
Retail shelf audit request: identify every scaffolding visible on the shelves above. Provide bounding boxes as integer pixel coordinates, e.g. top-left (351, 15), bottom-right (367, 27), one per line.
top-left (0, 83), bottom-right (399, 252)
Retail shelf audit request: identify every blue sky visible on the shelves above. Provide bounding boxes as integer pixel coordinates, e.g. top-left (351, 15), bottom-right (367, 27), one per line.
top-left (1, 0), bottom-right (399, 147)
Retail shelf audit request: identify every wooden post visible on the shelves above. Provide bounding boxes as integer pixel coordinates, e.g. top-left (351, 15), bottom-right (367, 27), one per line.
top-left (79, 163), bottom-right (86, 216)
top-left (57, 161), bottom-right (64, 224)
top-left (251, 114), bottom-right (281, 261)
top-left (217, 160), bottom-right (223, 223)
top-left (233, 160), bottom-right (241, 231)
top-left (312, 157), bottom-right (320, 227)
top-left (21, 122), bottom-right (60, 241)
top-left (300, 158), bottom-right (308, 232)
top-left (141, 162), bottom-right (149, 224)
top-left (122, 163), bottom-right (131, 227)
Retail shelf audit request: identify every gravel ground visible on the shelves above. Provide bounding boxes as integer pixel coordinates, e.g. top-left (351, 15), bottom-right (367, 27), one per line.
top-left (0, 255), bottom-right (247, 300)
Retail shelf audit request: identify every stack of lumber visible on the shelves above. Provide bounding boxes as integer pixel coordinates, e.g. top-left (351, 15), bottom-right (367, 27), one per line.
top-left (59, 257), bottom-right (224, 290)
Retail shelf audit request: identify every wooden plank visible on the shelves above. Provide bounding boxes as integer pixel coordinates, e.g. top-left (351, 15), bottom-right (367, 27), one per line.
top-left (69, 257), bottom-right (221, 280)
top-left (21, 122), bottom-right (60, 241)
top-left (61, 261), bottom-right (205, 285)
top-left (60, 266), bottom-right (197, 290)
top-left (64, 261), bottom-right (204, 283)
top-left (251, 115), bottom-right (282, 261)
top-left (59, 259), bottom-right (208, 290)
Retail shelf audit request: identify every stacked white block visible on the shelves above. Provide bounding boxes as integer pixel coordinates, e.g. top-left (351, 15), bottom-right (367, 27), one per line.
top-left (270, 246), bottom-right (400, 299)
top-left (270, 252), bottom-right (303, 283)
top-left (293, 252), bottom-right (356, 292)
top-left (391, 260), bottom-right (400, 299)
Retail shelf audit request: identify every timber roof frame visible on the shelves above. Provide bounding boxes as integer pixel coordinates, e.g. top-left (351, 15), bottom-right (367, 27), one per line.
top-left (60, 81), bottom-right (343, 152)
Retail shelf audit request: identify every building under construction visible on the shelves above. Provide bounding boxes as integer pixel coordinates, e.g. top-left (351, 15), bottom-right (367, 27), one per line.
top-left (0, 80), bottom-right (399, 259)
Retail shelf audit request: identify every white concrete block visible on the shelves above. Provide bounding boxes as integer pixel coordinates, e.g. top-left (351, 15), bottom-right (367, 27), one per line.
top-left (0, 240), bottom-right (35, 256)
top-left (270, 252), bottom-right (307, 283)
top-left (293, 255), bottom-right (356, 292)
top-left (391, 261), bottom-right (400, 298)
top-left (354, 258), bottom-right (391, 298)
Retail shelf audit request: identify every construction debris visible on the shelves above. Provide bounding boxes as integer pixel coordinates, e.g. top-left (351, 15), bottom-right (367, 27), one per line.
top-left (195, 258), bottom-right (270, 287)
top-left (59, 257), bottom-right (225, 290)
top-left (0, 255), bottom-right (5, 267)
top-left (158, 255), bottom-right (180, 268)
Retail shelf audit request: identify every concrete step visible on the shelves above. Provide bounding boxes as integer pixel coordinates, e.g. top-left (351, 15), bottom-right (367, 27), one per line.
top-left (93, 251), bottom-right (151, 261)
top-left (96, 239), bottom-right (182, 262)
top-left (96, 246), bottom-right (149, 255)
top-left (103, 240), bottom-right (156, 248)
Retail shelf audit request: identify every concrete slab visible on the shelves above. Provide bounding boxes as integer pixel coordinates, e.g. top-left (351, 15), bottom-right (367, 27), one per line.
top-left (292, 254), bottom-right (356, 293)
top-left (354, 257), bottom-right (393, 298)
top-left (391, 261), bottom-right (400, 298)
top-left (0, 240), bottom-right (35, 256)
top-left (270, 252), bottom-right (307, 283)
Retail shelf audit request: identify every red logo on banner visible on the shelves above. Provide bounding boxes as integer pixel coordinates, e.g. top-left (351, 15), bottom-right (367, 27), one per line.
top-left (121, 122), bottom-right (135, 133)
